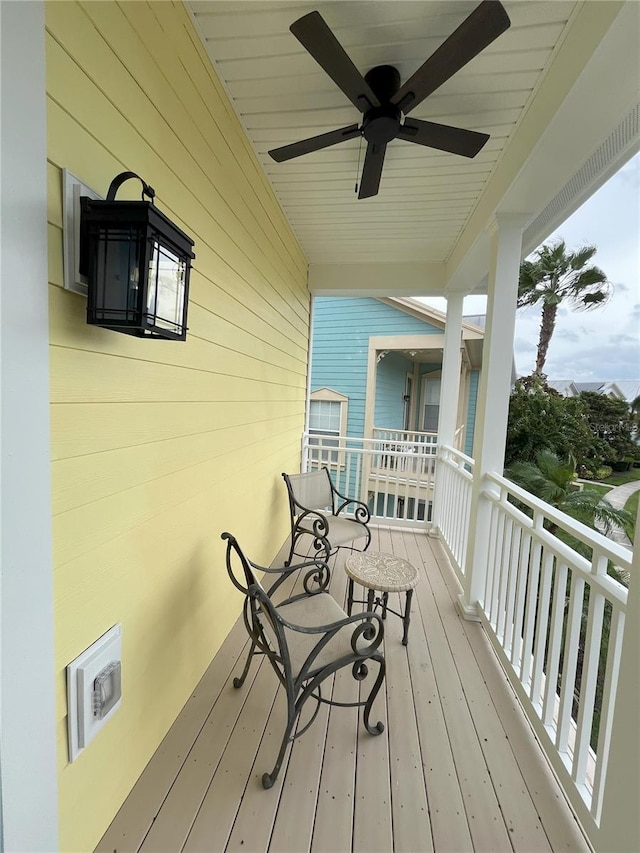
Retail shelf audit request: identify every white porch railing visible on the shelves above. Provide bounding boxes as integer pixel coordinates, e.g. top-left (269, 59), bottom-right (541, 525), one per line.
top-left (435, 445), bottom-right (474, 583)
top-left (481, 473), bottom-right (630, 836)
top-left (302, 432), bottom-right (436, 527)
top-left (434, 446), bottom-right (631, 841)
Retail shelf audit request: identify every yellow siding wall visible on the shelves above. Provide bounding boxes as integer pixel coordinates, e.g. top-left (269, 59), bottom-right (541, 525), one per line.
top-left (45, 2), bottom-right (309, 849)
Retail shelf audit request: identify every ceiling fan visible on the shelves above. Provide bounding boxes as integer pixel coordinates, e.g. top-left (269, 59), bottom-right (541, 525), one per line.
top-left (268, 1), bottom-right (511, 199)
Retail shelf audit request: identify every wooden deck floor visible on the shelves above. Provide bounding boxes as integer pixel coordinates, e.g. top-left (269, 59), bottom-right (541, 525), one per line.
top-left (97, 528), bottom-right (590, 853)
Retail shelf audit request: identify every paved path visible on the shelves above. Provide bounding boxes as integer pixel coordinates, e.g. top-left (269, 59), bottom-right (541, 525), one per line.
top-left (597, 479), bottom-right (640, 548)
top-left (602, 479), bottom-right (640, 511)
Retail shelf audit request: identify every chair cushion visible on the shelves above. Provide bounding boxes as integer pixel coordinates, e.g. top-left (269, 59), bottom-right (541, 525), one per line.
top-left (261, 593), bottom-right (358, 677)
top-left (324, 514), bottom-right (368, 547)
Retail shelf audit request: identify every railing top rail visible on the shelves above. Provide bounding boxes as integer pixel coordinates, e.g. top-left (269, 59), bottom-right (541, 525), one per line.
top-left (485, 470), bottom-right (632, 575)
top-left (373, 427), bottom-right (438, 438)
top-left (303, 433), bottom-right (438, 454)
top-left (439, 444), bottom-right (475, 467)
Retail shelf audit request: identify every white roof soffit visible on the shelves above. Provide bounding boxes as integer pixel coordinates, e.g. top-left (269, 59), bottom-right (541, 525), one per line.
top-left (188, 1), bottom-right (638, 297)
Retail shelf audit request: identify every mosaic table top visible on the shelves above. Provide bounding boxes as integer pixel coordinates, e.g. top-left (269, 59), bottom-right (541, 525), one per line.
top-left (345, 551), bottom-right (420, 593)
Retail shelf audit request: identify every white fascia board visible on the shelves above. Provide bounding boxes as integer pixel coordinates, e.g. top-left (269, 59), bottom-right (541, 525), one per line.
top-left (308, 261), bottom-right (445, 297)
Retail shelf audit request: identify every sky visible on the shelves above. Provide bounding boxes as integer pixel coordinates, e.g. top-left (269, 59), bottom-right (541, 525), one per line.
top-left (423, 153), bottom-right (640, 382)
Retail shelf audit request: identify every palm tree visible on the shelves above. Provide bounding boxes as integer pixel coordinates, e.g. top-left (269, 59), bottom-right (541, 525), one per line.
top-left (506, 449), bottom-right (634, 564)
top-left (518, 240), bottom-right (612, 375)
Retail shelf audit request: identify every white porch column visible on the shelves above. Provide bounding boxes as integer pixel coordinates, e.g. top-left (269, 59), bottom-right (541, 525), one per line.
top-left (459, 215), bottom-right (527, 618)
top-left (1, 2), bottom-right (59, 849)
top-left (432, 293), bottom-right (464, 532)
top-left (436, 293), bottom-right (464, 446)
top-left (596, 504), bottom-right (640, 852)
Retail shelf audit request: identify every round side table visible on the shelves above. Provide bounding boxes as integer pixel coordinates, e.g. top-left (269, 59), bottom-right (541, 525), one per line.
top-left (345, 551), bottom-right (420, 645)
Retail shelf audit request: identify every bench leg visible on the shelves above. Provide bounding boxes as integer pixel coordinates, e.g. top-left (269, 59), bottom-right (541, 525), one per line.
top-left (402, 589), bottom-right (414, 646)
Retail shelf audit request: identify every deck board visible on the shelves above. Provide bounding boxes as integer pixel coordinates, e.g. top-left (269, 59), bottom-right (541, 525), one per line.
top-left (98, 529), bottom-right (591, 853)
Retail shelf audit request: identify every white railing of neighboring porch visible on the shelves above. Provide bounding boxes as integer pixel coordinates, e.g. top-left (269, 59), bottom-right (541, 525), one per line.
top-left (302, 432), bottom-right (437, 527)
top-left (433, 445), bottom-right (631, 840)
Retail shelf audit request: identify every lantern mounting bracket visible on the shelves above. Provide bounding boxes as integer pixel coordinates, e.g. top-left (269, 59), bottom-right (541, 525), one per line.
top-left (106, 171), bottom-right (156, 203)
top-left (62, 168), bottom-right (102, 296)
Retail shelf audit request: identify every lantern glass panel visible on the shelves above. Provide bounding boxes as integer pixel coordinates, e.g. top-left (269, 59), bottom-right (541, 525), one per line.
top-left (93, 226), bottom-right (143, 322)
top-left (146, 240), bottom-right (187, 335)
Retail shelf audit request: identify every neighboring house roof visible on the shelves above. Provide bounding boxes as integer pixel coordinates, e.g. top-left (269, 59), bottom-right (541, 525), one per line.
top-left (549, 379), bottom-right (640, 402)
top-left (381, 297), bottom-right (485, 339)
top-left (605, 381), bottom-right (640, 402)
top-left (548, 379), bottom-right (578, 396)
top-left (573, 381), bottom-right (608, 393)
top-left (462, 314), bottom-right (486, 330)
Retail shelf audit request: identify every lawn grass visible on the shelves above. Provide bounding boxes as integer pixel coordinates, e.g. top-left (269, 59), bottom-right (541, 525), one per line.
top-left (624, 489), bottom-right (639, 522)
top-left (582, 483), bottom-right (613, 499)
top-left (601, 468), bottom-right (640, 486)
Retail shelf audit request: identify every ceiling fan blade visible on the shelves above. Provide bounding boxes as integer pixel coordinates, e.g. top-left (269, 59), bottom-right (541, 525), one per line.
top-left (358, 141), bottom-right (387, 199)
top-left (290, 11), bottom-right (380, 112)
top-left (391, 0), bottom-right (510, 114)
top-left (268, 124), bottom-right (361, 162)
top-left (398, 119), bottom-right (489, 158)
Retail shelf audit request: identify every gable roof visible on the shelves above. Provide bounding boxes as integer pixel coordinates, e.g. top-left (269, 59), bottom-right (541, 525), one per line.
top-left (548, 379), bottom-right (578, 395)
top-left (381, 297), bottom-right (485, 339)
top-left (548, 380), bottom-right (640, 401)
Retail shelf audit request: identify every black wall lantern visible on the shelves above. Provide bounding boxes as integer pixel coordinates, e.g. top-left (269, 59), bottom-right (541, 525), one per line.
top-left (80, 172), bottom-right (195, 341)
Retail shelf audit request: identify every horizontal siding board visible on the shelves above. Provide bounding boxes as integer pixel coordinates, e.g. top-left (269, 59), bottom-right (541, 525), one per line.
top-left (49, 286), bottom-right (307, 386)
top-left (46, 1), bottom-right (307, 301)
top-left (52, 421), bottom-right (303, 568)
top-left (46, 2), bottom-right (309, 850)
top-left (52, 414), bottom-right (302, 515)
top-left (47, 209), bottom-right (309, 359)
top-left (50, 347), bottom-right (304, 405)
top-left (50, 400), bottom-right (303, 461)
top-left (311, 297), bottom-right (442, 438)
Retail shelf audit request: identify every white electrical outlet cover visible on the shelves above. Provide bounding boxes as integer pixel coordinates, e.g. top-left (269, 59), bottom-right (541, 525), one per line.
top-left (67, 624), bottom-right (122, 762)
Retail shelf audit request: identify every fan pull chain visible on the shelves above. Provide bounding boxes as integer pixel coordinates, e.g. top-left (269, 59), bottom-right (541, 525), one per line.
top-left (355, 133), bottom-right (363, 194)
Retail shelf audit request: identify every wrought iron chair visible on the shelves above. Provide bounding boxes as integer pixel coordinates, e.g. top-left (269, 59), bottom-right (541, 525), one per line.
top-left (282, 466), bottom-right (371, 566)
top-left (222, 532), bottom-right (385, 789)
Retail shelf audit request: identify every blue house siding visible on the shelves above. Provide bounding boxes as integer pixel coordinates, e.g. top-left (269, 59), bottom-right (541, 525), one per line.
top-left (465, 370), bottom-right (480, 457)
top-left (311, 297), bottom-right (441, 438)
top-left (375, 352), bottom-right (413, 429)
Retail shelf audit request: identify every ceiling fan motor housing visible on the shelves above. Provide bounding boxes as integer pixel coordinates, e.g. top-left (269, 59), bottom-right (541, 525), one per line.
top-left (362, 65), bottom-right (402, 144)
top-left (364, 64), bottom-right (401, 102)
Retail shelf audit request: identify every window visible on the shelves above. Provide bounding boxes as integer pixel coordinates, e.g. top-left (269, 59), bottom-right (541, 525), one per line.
top-left (308, 389), bottom-right (348, 467)
top-left (421, 376), bottom-right (441, 433)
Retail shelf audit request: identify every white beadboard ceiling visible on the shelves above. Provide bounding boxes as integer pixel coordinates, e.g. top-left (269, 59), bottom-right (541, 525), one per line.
top-left (186, 1), bottom-right (631, 272)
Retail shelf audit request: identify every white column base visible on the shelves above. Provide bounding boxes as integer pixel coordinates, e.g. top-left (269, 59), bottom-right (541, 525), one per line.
top-left (457, 594), bottom-right (481, 622)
